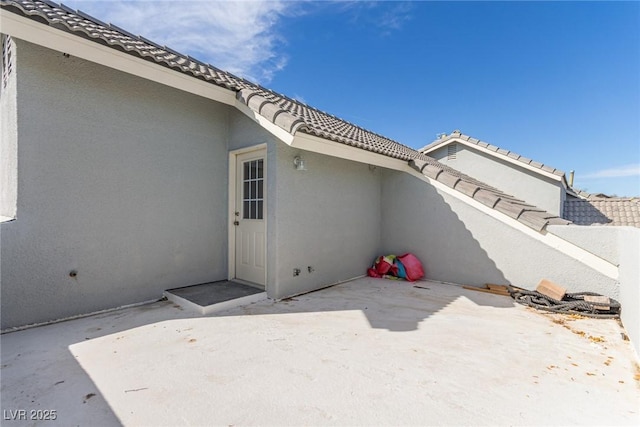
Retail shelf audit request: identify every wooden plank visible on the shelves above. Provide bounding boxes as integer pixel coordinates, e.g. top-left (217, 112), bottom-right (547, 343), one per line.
top-left (536, 279), bottom-right (566, 301)
top-left (463, 286), bottom-right (510, 296)
top-left (486, 284), bottom-right (509, 292)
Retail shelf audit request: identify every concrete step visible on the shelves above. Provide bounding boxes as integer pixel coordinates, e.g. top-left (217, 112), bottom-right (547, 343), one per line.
top-left (164, 280), bottom-right (267, 315)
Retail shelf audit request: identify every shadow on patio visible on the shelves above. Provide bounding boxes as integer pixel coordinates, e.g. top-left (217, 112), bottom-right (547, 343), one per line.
top-left (2, 278), bottom-right (638, 426)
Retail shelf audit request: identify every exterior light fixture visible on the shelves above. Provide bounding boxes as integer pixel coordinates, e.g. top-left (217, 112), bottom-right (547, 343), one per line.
top-left (293, 156), bottom-right (306, 171)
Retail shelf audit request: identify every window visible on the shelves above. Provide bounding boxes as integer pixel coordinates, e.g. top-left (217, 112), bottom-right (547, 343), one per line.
top-left (242, 159), bottom-right (264, 219)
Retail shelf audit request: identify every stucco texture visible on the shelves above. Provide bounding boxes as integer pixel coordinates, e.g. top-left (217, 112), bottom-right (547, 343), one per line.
top-left (381, 170), bottom-right (617, 297)
top-left (270, 144), bottom-right (382, 299)
top-left (1, 40), bottom-right (232, 328)
top-left (548, 225), bottom-right (619, 265)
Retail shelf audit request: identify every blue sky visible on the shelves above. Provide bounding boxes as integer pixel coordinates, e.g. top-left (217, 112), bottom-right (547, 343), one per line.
top-left (64, 1), bottom-right (640, 196)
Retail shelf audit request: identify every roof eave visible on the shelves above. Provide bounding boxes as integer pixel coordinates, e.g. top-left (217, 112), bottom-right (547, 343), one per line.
top-left (0, 7), bottom-right (238, 106)
top-left (291, 132), bottom-right (410, 171)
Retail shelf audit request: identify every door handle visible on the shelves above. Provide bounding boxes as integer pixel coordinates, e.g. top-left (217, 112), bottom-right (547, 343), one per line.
top-left (233, 220), bottom-right (240, 226)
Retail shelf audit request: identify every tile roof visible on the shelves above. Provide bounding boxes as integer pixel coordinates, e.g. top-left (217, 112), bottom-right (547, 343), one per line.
top-left (236, 88), bottom-right (416, 160)
top-left (0, 0), bottom-right (573, 232)
top-left (409, 154), bottom-right (571, 231)
top-left (420, 130), bottom-right (566, 178)
top-left (563, 198), bottom-right (640, 227)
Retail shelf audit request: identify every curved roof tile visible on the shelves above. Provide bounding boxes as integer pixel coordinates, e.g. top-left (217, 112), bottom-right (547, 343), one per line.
top-left (564, 199), bottom-right (640, 227)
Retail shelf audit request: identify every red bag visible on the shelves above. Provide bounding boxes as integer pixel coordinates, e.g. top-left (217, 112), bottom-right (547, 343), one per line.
top-left (397, 253), bottom-right (424, 282)
top-left (375, 256), bottom-right (397, 275)
top-left (367, 267), bottom-right (382, 278)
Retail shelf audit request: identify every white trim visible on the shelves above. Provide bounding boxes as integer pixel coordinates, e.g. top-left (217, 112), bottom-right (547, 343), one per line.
top-left (227, 144), bottom-right (268, 287)
top-left (423, 138), bottom-right (563, 182)
top-left (0, 10), bottom-right (236, 105)
top-left (403, 165), bottom-right (618, 279)
top-left (291, 133), bottom-right (409, 170)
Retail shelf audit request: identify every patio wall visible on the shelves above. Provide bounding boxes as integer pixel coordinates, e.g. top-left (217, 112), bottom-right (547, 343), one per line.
top-left (548, 225), bottom-right (640, 354)
top-left (380, 170), bottom-right (617, 297)
top-left (546, 225), bottom-right (619, 265)
top-left (0, 40), bottom-right (232, 329)
top-left (547, 224), bottom-right (640, 356)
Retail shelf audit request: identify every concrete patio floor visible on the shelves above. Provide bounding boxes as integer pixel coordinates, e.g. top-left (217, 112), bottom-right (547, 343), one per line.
top-left (1, 277), bottom-right (639, 426)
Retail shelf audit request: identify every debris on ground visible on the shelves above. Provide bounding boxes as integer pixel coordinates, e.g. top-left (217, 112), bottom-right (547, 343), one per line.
top-left (509, 279), bottom-right (620, 319)
top-left (536, 279), bottom-right (566, 301)
top-left (462, 279), bottom-right (621, 319)
top-left (367, 253), bottom-right (424, 282)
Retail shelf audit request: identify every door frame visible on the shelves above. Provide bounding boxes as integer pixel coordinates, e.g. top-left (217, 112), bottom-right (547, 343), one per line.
top-left (228, 144), bottom-right (268, 287)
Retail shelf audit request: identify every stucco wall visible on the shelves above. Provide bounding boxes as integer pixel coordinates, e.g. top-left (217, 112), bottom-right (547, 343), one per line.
top-left (0, 35), bottom-right (18, 219)
top-left (618, 228), bottom-right (640, 356)
top-left (0, 40), bottom-right (232, 329)
top-left (430, 144), bottom-right (564, 215)
top-left (270, 145), bottom-right (382, 299)
top-left (547, 225), bottom-right (619, 265)
top-left (380, 170), bottom-right (617, 297)
top-left (547, 225), bottom-right (639, 355)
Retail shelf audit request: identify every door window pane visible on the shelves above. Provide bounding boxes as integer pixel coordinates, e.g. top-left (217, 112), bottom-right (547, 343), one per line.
top-left (243, 200), bottom-right (250, 219)
top-left (242, 159), bottom-right (264, 219)
top-left (257, 201), bottom-right (263, 220)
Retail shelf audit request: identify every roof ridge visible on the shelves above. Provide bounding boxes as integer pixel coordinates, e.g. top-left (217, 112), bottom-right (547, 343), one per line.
top-left (250, 85), bottom-right (404, 146)
top-left (420, 130), bottom-right (566, 178)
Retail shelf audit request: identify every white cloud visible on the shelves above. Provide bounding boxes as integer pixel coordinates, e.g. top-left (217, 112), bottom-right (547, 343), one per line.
top-left (379, 1), bottom-right (412, 33)
top-left (337, 1), bottom-right (413, 34)
top-left (582, 164), bottom-right (640, 179)
top-left (63, 0), bottom-right (296, 83)
top-left (61, 1), bottom-right (412, 83)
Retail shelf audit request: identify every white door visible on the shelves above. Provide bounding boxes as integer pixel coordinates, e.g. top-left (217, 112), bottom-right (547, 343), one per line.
top-left (234, 150), bottom-right (266, 286)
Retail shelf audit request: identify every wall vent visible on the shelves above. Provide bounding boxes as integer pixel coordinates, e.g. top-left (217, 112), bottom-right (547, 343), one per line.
top-left (447, 143), bottom-right (457, 160)
top-left (2, 35), bottom-right (13, 91)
